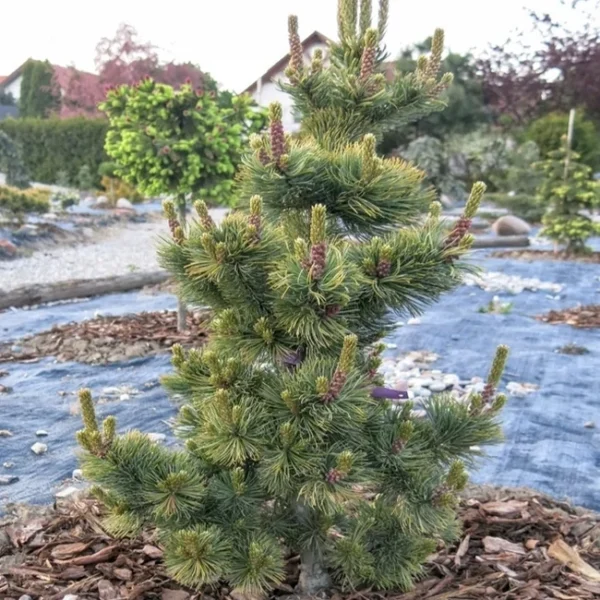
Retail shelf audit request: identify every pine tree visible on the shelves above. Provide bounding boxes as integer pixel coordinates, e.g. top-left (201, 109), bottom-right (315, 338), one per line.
top-left (77, 1), bottom-right (508, 594)
top-left (537, 139), bottom-right (600, 253)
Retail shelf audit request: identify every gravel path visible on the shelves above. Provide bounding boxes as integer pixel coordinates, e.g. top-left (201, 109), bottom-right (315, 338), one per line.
top-left (0, 209), bottom-right (228, 293)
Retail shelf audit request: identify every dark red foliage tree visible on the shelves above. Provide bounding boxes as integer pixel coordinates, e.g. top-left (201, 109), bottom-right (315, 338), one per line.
top-left (478, 0), bottom-right (600, 125)
top-left (60, 24), bottom-right (217, 118)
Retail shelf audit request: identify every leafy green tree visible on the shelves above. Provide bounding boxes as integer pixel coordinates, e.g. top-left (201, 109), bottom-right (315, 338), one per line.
top-left (77, 1), bottom-right (507, 595)
top-left (101, 79), bottom-right (264, 329)
top-left (525, 112), bottom-right (600, 171)
top-left (0, 131), bottom-right (29, 188)
top-left (19, 59), bottom-right (60, 118)
top-left (537, 140), bottom-right (600, 253)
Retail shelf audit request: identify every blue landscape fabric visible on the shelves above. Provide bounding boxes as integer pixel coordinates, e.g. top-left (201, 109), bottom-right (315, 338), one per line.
top-left (1, 248), bottom-right (599, 510)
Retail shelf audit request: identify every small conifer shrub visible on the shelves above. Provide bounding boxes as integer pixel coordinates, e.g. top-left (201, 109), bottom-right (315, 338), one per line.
top-left (537, 139), bottom-right (600, 253)
top-left (77, 1), bottom-right (508, 594)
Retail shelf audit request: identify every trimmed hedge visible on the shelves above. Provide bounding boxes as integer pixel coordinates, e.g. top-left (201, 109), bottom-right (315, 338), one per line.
top-left (0, 185), bottom-right (50, 214)
top-left (0, 117), bottom-right (108, 185)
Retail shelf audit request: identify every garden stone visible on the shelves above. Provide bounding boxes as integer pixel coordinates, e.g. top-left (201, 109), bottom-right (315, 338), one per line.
top-left (19, 596), bottom-right (33, 600)
top-left (147, 433), bottom-right (166, 444)
top-left (31, 442), bottom-right (48, 455)
top-left (492, 215), bottom-right (531, 236)
top-left (95, 195), bottom-right (111, 208)
top-left (72, 468), bottom-right (84, 480)
top-left (55, 486), bottom-right (80, 499)
top-left (429, 381), bottom-right (448, 393)
top-left (443, 374), bottom-right (460, 387)
top-left (116, 198), bottom-right (134, 210)
top-left (0, 475), bottom-right (19, 485)
top-left (0, 239), bottom-right (17, 258)
top-left (63, 595), bottom-right (79, 600)
top-left (81, 196), bottom-right (97, 207)
top-left (3, 462), bottom-right (14, 468)
top-left (35, 430), bottom-right (48, 437)
top-left (0, 430), bottom-right (13, 437)
top-left (584, 421), bottom-right (596, 429)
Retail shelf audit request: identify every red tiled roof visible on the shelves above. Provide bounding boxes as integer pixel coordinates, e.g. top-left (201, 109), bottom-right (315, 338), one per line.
top-left (243, 31), bottom-right (331, 94)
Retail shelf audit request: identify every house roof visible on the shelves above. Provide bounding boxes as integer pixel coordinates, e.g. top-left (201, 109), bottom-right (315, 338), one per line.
top-left (0, 63), bottom-right (25, 89)
top-left (0, 61), bottom-right (99, 93)
top-left (243, 30), bottom-right (331, 94)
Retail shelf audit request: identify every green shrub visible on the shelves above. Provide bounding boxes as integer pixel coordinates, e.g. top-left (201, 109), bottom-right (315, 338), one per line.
top-left (0, 185), bottom-right (50, 214)
top-left (0, 118), bottom-right (108, 185)
top-left (537, 142), bottom-right (600, 252)
top-left (0, 131), bottom-right (30, 189)
top-left (525, 112), bottom-right (600, 170)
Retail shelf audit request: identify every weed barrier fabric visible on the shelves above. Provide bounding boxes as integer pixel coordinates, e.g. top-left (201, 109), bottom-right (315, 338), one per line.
top-left (1, 249), bottom-right (599, 509)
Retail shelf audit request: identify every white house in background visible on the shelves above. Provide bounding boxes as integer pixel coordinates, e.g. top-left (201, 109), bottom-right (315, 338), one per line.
top-left (243, 31), bottom-right (330, 132)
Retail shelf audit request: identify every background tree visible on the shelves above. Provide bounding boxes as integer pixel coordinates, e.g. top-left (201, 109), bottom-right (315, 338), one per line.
top-left (0, 131), bottom-right (29, 188)
top-left (379, 41), bottom-right (489, 154)
top-left (0, 90), bottom-right (15, 106)
top-left (478, 0), bottom-right (600, 126)
top-left (537, 140), bottom-right (600, 253)
top-left (19, 59), bottom-right (60, 118)
top-left (525, 112), bottom-right (600, 170)
top-left (77, 1), bottom-right (508, 596)
top-left (101, 79), bottom-right (263, 329)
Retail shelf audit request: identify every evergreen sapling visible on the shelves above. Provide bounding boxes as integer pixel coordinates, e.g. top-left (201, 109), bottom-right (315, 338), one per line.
top-left (78, 1), bottom-right (509, 595)
top-left (537, 138), bottom-right (600, 253)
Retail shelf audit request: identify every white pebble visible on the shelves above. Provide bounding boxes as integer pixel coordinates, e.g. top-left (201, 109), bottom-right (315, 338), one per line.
top-left (72, 469), bottom-right (84, 480)
top-left (55, 486), bottom-right (80, 499)
top-left (407, 317), bottom-right (421, 325)
top-left (35, 430), bottom-right (48, 437)
top-left (584, 421), bottom-right (596, 429)
top-left (147, 432), bottom-right (166, 443)
top-left (443, 374), bottom-right (460, 387)
top-left (119, 393), bottom-right (130, 401)
top-left (429, 382), bottom-right (448, 393)
top-left (31, 442), bottom-right (48, 455)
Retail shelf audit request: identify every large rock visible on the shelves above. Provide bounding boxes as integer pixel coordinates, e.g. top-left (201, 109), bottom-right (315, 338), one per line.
top-left (492, 215), bottom-right (531, 236)
top-left (116, 197), bottom-right (133, 209)
top-left (0, 239), bottom-right (17, 258)
top-left (80, 195), bottom-right (97, 207)
top-left (94, 195), bottom-right (111, 209)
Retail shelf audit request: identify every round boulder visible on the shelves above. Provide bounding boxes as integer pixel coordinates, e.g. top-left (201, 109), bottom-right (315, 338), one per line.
top-left (116, 197), bottom-right (134, 210)
top-left (492, 215), bottom-right (531, 236)
top-left (94, 195), bottom-right (111, 209)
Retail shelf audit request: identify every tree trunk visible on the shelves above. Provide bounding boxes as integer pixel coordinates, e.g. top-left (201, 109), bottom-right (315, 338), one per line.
top-left (295, 502), bottom-right (331, 595)
top-left (176, 196), bottom-right (188, 332)
top-left (298, 548), bottom-right (332, 595)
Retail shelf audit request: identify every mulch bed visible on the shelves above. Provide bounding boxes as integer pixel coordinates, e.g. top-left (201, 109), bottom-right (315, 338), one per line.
top-left (537, 305), bottom-right (600, 329)
top-left (0, 310), bottom-right (209, 365)
top-left (492, 250), bottom-right (600, 264)
top-left (2, 486), bottom-right (600, 599)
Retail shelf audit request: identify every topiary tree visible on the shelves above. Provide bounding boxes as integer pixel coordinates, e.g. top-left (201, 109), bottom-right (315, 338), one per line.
top-left (0, 131), bottom-right (29, 189)
top-left (101, 79), bottom-right (264, 329)
top-left (76, 1), bottom-right (508, 595)
top-left (19, 59), bottom-right (60, 118)
top-left (537, 139), bottom-right (600, 253)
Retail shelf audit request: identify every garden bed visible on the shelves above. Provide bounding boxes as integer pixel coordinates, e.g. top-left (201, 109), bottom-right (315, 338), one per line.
top-left (1, 486), bottom-right (600, 599)
top-left (492, 249), bottom-right (600, 264)
top-left (0, 310), bottom-right (209, 365)
top-left (537, 305), bottom-right (600, 329)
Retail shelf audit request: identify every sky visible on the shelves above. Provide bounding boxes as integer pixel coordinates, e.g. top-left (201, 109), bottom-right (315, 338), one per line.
top-left (0, 0), bottom-right (589, 92)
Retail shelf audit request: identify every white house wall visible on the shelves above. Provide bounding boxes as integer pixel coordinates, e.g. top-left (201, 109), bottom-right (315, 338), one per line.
top-left (251, 41), bottom-right (328, 132)
top-left (3, 75), bottom-right (22, 101)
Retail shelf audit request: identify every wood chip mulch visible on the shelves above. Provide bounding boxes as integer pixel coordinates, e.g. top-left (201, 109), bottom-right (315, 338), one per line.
top-left (492, 250), bottom-right (600, 264)
top-left (1, 486), bottom-right (600, 599)
top-left (537, 305), bottom-right (600, 329)
top-left (0, 310), bottom-right (209, 365)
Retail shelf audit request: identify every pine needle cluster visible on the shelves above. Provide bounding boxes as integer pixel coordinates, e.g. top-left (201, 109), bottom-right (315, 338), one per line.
top-left (77, 1), bottom-right (508, 595)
